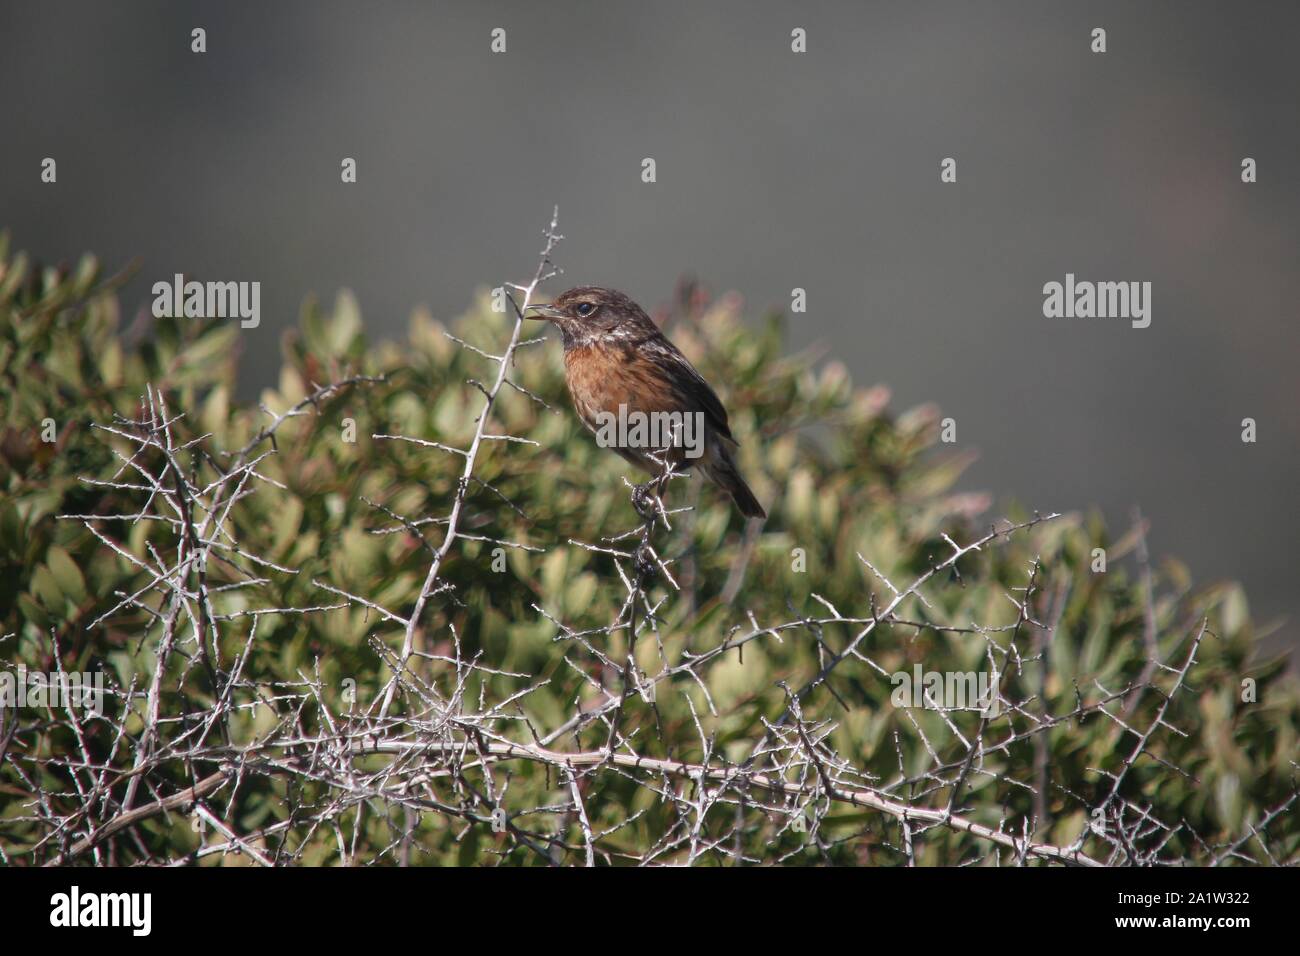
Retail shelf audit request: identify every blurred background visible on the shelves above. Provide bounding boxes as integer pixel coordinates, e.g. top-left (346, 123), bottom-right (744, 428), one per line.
top-left (2, 0), bottom-right (1296, 659)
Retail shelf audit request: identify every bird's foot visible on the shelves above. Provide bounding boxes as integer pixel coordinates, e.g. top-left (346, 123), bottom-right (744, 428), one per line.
top-left (631, 481), bottom-right (659, 521)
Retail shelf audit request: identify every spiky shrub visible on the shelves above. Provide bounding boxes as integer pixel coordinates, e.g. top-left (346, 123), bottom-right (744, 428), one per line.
top-left (0, 235), bottom-right (1295, 866)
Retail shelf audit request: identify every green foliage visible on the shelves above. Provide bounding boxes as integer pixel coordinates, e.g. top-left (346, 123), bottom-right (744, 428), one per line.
top-left (1, 235), bottom-right (1296, 866)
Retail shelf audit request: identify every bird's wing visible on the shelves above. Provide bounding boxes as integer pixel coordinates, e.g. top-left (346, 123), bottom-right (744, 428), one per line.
top-left (637, 334), bottom-right (736, 443)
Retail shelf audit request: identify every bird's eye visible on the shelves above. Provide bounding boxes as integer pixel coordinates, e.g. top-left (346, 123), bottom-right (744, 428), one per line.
top-left (575, 302), bottom-right (595, 317)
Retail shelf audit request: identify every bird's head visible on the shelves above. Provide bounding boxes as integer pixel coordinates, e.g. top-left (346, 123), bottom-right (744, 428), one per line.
top-left (526, 287), bottom-right (655, 347)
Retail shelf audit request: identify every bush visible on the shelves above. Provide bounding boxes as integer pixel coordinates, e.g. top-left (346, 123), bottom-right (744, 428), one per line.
top-left (1, 229), bottom-right (1296, 866)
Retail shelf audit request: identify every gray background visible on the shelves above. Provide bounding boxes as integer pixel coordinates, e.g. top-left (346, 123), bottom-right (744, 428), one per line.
top-left (2, 1), bottom-right (1296, 658)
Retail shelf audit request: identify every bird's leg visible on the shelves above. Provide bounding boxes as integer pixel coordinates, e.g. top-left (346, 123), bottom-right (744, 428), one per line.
top-left (631, 480), bottom-right (656, 520)
top-left (632, 462), bottom-right (673, 521)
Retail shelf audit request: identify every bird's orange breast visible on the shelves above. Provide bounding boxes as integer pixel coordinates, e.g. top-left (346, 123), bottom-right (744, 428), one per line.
top-left (563, 340), bottom-right (682, 425)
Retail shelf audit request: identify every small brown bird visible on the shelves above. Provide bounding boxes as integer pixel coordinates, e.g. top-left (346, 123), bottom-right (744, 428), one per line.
top-left (527, 287), bottom-right (765, 519)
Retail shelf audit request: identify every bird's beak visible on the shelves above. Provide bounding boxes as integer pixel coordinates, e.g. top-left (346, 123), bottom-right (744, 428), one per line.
top-left (525, 303), bottom-right (564, 321)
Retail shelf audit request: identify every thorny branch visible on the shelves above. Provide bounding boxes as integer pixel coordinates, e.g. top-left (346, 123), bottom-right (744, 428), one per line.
top-left (373, 208), bottom-right (563, 719)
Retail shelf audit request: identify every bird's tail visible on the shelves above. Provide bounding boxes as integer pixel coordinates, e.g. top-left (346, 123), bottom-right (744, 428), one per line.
top-left (704, 441), bottom-right (766, 520)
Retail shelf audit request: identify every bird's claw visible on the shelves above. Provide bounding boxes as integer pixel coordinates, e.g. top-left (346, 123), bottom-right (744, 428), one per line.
top-left (631, 481), bottom-right (658, 520)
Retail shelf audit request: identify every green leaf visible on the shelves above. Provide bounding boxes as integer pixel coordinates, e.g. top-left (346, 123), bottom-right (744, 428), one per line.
top-left (46, 546), bottom-right (87, 604)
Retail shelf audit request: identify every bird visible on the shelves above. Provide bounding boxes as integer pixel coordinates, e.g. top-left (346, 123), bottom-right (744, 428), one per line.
top-left (526, 286), bottom-right (766, 519)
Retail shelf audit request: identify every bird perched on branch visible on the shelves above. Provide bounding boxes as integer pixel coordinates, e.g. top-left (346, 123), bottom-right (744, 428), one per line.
top-left (526, 287), bottom-right (766, 519)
